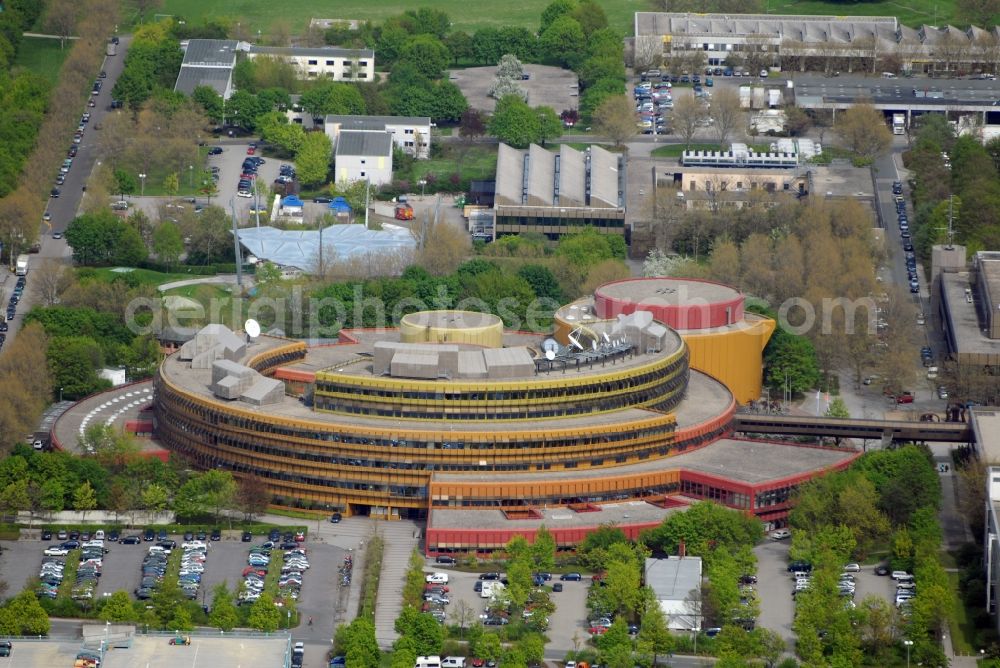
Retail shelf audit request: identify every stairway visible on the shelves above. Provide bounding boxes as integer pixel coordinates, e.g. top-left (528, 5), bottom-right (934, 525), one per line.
top-left (371, 520), bottom-right (421, 648)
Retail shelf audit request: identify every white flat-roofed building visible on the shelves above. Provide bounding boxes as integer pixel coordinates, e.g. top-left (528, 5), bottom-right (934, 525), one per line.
top-left (325, 114), bottom-right (432, 158)
top-left (247, 45), bottom-right (374, 81)
top-left (645, 556), bottom-right (703, 630)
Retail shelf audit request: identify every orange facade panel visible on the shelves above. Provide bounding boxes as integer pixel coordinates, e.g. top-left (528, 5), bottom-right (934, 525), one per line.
top-left (681, 316), bottom-right (775, 404)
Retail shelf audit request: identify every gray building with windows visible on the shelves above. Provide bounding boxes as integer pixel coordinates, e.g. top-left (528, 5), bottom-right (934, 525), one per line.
top-left (334, 130), bottom-right (393, 186)
top-left (493, 143), bottom-right (626, 242)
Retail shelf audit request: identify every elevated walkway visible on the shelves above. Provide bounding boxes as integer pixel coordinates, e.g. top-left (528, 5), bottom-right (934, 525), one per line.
top-left (735, 414), bottom-right (971, 443)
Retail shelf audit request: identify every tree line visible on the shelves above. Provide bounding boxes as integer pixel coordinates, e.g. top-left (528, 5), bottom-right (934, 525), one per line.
top-left (647, 196), bottom-right (917, 396)
top-left (789, 445), bottom-right (949, 667)
top-left (0, 0), bottom-right (120, 260)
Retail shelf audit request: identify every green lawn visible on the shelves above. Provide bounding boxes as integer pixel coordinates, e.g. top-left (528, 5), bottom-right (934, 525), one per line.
top-left (87, 267), bottom-right (199, 286)
top-left (157, 0), bottom-right (646, 35)
top-left (12, 37), bottom-right (71, 86)
top-left (405, 144), bottom-right (497, 182)
top-left (766, 0), bottom-right (960, 28)
top-left (948, 570), bottom-right (977, 656)
top-left (156, 0), bottom-right (959, 40)
top-left (137, 146), bottom-right (213, 198)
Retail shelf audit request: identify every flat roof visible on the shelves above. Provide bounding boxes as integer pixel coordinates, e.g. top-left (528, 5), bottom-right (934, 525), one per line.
top-left (434, 438), bottom-right (854, 485)
top-left (597, 278), bottom-right (740, 306)
top-left (250, 45), bottom-right (374, 58)
top-left (646, 557), bottom-right (702, 601)
top-left (972, 409), bottom-right (1000, 464)
top-left (429, 500), bottom-right (683, 530)
top-left (325, 114), bottom-right (430, 127)
top-left (942, 272), bottom-right (1000, 357)
top-left (336, 130), bottom-right (392, 157)
top-left (158, 332), bottom-right (729, 434)
top-left (1, 635), bottom-right (289, 668)
top-left (401, 310), bottom-right (501, 330)
top-left (809, 164), bottom-right (877, 200)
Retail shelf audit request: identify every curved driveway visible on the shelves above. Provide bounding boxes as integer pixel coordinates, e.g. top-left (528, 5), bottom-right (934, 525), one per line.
top-left (52, 380), bottom-right (154, 452)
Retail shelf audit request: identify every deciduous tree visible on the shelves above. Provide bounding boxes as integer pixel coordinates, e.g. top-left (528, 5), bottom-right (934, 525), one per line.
top-left (709, 87), bottom-right (743, 148)
top-left (297, 132), bottom-right (332, 187)
top-left (593, 95), bottom-right (637, 146)
top-left (838, 103), bottom-right (892, 161)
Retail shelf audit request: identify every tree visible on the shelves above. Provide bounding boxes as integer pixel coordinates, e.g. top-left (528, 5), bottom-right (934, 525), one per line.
top-left (100, 591), bottom-right (138, 622)
top-left (449, 599), bottom-right (476, 637)
top-left (642, 500), bottom-right (763, 561)
top-left (247, 592), bottom-right (282, 632)
top-left (489, 95), bottom-right (540, 148)
top-left (593, 95), bottom-right (637, 146)
top-left (417, 220), bottom-right (471, 275)
top-left (130, 0), bottom-right (165, 22)
top-left (299, 82), bottom-right (366, 117)
top-left (540, 15), bottom-right (585, 68)
top-left (191, 86), bottom-right (224, 123)
top-left (141, 482), bottom-right (169, 512)
top-left (496, 53), bottom-right (524, 80)
top-left (709, 87), bottom-right (743, 148)
top-left (115, 224), bottom-right (148, 265)
top-left (540, 0), bottom-right (576, 33)
top-left (73, 481), bottom-right (97, 521)
top-left (459, 109), bottom-right (487, 141)
top-left (825, 396), bottom-right (850, 418)
top-left (0, 480), bottom-right (30, 523)
top-left (45, 1), bottom-right (78, 49)
top-left (637, 600), bottom-right (674, 666)
top-left (536, 106), bottom-right (563, 146)
top-left (32, 259), bottom-right (73, 307)
top-left (114, 169), bottom-right (138, 201)
top-left (401, 35), bottom-right (450, 80)
top-left (236, 476), bottom-right (270, 521)
top-left (531, 524), bottom-right (557, 571)
top-left (838, 103), bottom-right (892, 161)
top-left (634, 35), bottom-right (664, 73)
top-left (672, 94), bottom-right (706, 149)
top-left (297, 132), bottom-right (332, 187)
top-left (152, 221), bottom-right (184, 266)
top-left (3, 590), bottom-right (50, 636)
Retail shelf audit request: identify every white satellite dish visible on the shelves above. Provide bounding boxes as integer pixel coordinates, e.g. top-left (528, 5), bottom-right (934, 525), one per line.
top-left (244, 318), bottom-right (261, 339)
top-left (545, 349), bottom-right (555, 361)
top-left (591, 340), bottom-right (598, 351)
top-left (542, 338), bottom-right (559, 354)
top-left (602, 332), bottom-right (610, 343)
top-left (568, 332), bottom-right (583, 351)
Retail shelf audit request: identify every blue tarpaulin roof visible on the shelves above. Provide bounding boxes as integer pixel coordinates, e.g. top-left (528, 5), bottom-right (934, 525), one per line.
top-left (235, 224), bottom-right (415, 271)
top-left (282, 195), bottom-right (304, 207)
top-left (329, 197), bottom-right (352, 213)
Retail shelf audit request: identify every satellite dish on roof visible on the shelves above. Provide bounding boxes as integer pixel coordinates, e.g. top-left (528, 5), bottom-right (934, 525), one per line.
top-left (568, 331), bottom-right (583, 351)
top-left (545, 349), bottom-right (555, 361)
top-left (602, 332), bottom-right (611, 343)
top-left (542, 338), bottom-right (559, 354)
top-left (244, 318), bottom-right (261, 339)
top-left (592, 340), bottom-right (598, 351)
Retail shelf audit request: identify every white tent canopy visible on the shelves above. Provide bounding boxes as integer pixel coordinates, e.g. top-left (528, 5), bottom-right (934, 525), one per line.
top-left (235, 224), bottom-right (416, 272)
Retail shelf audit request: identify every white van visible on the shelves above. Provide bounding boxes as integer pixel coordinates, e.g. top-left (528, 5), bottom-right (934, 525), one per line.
top-left (442, 658), bottom-right (466, 668)
top-left (94, 530), bottom-right (105, 540)
top-left (415, 656), bottom-right (442, 668)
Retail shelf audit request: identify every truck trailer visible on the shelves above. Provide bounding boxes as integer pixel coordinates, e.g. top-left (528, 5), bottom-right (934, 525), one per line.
top-left (892, 113), bottom-right (906, 135)
top-left (15, 254), bottom-right (28, 276)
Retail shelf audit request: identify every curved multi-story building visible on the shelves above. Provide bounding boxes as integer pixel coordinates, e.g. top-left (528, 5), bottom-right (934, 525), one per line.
top-left (152, 280), bottom-right (857, 551)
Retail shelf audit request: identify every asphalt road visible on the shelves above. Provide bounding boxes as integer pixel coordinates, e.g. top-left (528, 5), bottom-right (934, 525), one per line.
top-left (0, 36), bottom-right (132, 351)
top-left (46, 37), bottom-right (132, 235)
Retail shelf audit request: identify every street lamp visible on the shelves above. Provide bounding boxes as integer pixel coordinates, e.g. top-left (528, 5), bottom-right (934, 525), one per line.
top-left (418, 179), bottom-right (427, 199)
top-left (59, 387), bottom-right (63, 402)
top-left (189, 165), bottom-right (194, 188)
top-left (138, 172), bottom-right (146, 198)
top-left (903, 639), bottom-right (913, 668)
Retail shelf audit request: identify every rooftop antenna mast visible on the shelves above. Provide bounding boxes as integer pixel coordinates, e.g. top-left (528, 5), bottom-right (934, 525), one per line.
top-left (946, 194), bottom-right (955, 250)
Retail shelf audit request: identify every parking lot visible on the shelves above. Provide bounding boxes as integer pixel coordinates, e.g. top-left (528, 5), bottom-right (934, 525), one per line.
top-left (448, 64), bottom-right (579, 113)
top-left (755, 538), bottom-right (899, 648)
top-left (425, 566), bottom-right (589, 658)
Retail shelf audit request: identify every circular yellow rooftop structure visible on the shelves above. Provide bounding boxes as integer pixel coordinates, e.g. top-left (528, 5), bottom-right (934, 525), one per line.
top-left (400, 310), bottom-right (504, 348)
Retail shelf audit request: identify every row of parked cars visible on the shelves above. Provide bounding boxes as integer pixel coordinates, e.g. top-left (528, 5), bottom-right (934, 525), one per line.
top-left (3, 273), bottom-right (23, 328)
top-left (38, 534), bottom-right (107, 601)
top-left (237, 146), bottom-right (266, 198)
top-left (240, 533), bottom-right (309, 606)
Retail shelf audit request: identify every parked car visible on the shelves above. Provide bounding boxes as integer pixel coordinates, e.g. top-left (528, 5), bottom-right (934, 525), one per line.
top-left (559, 572), bottom-right (583, 581)
top-left (771, 529), bottom-right (791, 540)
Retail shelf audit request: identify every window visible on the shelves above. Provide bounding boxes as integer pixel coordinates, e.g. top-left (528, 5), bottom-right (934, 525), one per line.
top-left (404, 129), bottom-right (414, 135)
top-left (326, 60), bottom-right (335, 66)
top-left (360, 159), bottom-right (366, 164)
top-left (360, 171), bottom-right (366, 177)
top-left (359, 61), bottom-right (368, 67)
top-left (308, 59), bottom-right (318, 65)
top-left (358, 73), bottom-right (368, 79)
